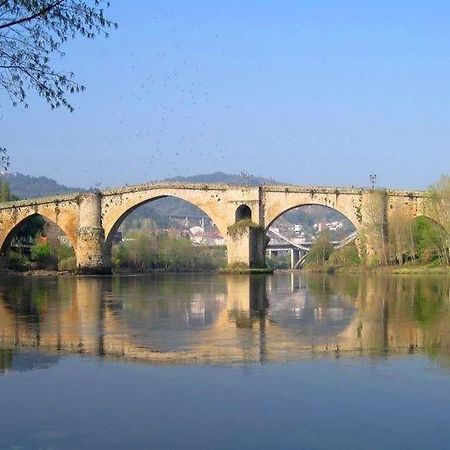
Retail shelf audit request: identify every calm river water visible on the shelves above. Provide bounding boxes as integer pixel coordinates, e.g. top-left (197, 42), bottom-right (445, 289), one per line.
top-left (0, 273), bottom-right (450, 449)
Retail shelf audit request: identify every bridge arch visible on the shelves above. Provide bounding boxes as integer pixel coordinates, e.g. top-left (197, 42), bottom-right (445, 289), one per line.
top-left (265, 198), bottom-right (360, 233)
top-left (102, 188), bottom-right (230, 244)
top-left (101, 191), bottom-right (230, 264)
top-left (265, 203), bottom-right (358, 237)
top-left (265, 203), bottom-right (359, 269)
top-left (0, 212), bottom-right (77, 268)
top-left (235, 204), bottom-right (252, 222)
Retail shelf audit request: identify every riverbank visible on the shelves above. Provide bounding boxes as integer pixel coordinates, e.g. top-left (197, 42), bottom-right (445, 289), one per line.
top-left (2, 267), bottom-right (275, 277)
top-left (298, 263), bottom-right (450, 275)
top-left (3, 264), bottom-right (449, 277)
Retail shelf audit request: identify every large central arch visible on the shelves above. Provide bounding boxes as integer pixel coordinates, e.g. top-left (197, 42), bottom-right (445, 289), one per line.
top-left (101, 190), bottom-right (229, 265)
top-left (101, 187), bottom-right (231, 246)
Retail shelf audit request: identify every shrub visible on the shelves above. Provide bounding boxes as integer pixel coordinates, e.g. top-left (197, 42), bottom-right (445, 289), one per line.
top-left (31, 241), bottom-right (57, 269)
top-left (58, 256), bottom-right (77, 271)
top-left (55, 244), bottom-right (75, 261)
top-left (8, 251), bottom-right (30, 271)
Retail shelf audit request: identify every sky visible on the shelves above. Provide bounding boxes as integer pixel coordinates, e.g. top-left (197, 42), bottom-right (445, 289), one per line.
top-left (1, 0), bottom-right (450, 190)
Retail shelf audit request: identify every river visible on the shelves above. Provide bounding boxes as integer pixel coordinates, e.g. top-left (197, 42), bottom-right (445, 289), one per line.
top-left (0, 273), bottom-right (449, 449)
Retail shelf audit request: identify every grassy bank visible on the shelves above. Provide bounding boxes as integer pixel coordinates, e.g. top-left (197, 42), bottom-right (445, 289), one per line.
top-left (300, 263), bottom-right (450, 275)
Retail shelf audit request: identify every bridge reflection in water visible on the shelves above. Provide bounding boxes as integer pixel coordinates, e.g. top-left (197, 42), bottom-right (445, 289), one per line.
top-left (0, 273), bottom-right (449, 366)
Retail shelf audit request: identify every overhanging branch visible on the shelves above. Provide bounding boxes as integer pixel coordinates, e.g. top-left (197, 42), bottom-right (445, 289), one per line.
top-left (0, 0), bottom-right (64, 30)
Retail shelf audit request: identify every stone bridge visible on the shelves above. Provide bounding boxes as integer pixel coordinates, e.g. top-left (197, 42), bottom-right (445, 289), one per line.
top-left (0, 182), bottom-right (434, 273)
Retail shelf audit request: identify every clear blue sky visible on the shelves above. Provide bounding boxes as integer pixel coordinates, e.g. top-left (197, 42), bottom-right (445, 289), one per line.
top-left (2, 0), bottom-right (450, 189)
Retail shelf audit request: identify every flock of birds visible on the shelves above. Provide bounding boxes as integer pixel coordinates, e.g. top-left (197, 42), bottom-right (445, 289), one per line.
top-left (101, 37), bottom-right (233, 185)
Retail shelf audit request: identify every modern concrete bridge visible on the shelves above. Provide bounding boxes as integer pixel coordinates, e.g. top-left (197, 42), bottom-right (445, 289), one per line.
top-left (267, 229), bottom-right (359, 269)
top-left (0, 182), bottom-right (433, 273)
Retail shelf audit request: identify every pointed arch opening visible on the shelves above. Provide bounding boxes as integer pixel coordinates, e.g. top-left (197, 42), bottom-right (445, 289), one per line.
top-left (106, 196), bottom-right (227, 272)
top-left (265, 204), bottom-right (358, 269)
top-left (1, 213), bottom-right (76, 271)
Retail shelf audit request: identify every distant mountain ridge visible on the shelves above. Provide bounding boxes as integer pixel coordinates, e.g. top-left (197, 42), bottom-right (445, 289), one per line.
top-left (165, 171), bottom-right (281, 186)
top-left (1, 171), bottom-right (282, 199)
top-left (2, 172), bottom-right (82, 199)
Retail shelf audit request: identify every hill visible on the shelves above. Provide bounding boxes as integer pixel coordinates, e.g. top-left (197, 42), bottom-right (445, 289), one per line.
top-left (165, 171), bottom-right (280, 186)
top-left (1, 172), bottom-right (82, 199)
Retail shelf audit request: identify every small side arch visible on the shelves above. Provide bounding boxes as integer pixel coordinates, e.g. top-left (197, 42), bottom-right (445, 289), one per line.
top-left (235, 204), bottom-right (252, 222)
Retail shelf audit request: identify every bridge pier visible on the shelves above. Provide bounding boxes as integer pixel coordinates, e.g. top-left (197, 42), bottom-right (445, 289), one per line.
top-left (226, 222), bottom-right (267, 271)
top-left (76, 193), bottom-right (111, 275)
top-left (290, 249), bottom-right (300, 269)
top-left (357, 191), bottom-right (390, 265)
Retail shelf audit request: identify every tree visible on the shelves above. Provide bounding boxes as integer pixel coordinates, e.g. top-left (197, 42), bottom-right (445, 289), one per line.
top-left (427, 175), bottom-right (450, 265)
top-left (0, 1), bottom-right (117, 111)
top-left (388, 209), bottom-right (414, 265)
top-left (0, 177), bottom-right (11, 201)
top-left (306, 229), bottom-right (334, 266)
top-left (411, 217), bottom-right (444, 264)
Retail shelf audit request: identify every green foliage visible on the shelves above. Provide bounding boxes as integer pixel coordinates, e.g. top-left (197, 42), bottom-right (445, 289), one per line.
top-left (31, 240), bottom-right (57, 269)
top-left (0, 177), bottom-right (11, 201)
top-left (328, 243), bottom-right (361, 266)
top-left (112, 231), bottom-right (226, 272)
top-left (0, 1), bottom-right (117, 110)
top-left (411, 217), bottom-right (443, 264)
top-left (426, 175), bottom-right (450, 265)
top-left (55, 243), bottom-right (75, 261)
top-left (58, 256), bottom-right (77, 271)
top-left (387, 212), bottom-right (448, 267)
top-left (413, 282), bottom-right (442, 325)
top-left (227, 220), bottom-right (263, 237)
top-left (8, 250), bottom-right (30, 271)
top-left (305, 230), bottom-right (334, 266)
